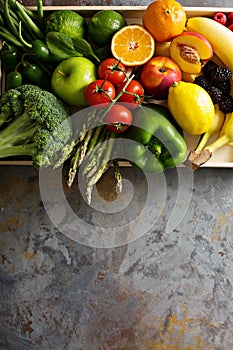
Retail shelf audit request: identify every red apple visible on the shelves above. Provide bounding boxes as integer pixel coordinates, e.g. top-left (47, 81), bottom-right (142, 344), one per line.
top-left (170, 31), bottom-right (213, 74)
top-left (139, 56), bottom-right (182, 99)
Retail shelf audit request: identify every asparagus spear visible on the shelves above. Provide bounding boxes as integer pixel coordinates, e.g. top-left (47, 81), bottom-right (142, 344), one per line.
top-left (85, 133), bottom-right (116, 204)
top-left (82, 126), bottom-right (109, 178)
top-left (66, 146), bottom-right (81, 188)
top-left (84, 140), bottom-right (109, 180)
top-left (86, 160), bottom-right (110, 205)
top-left (53, 109), bottom-right (97, 169)
top-left (113, 159), bottom-right (122, 193)
top-left (67, 128), bottom-right (95, 187)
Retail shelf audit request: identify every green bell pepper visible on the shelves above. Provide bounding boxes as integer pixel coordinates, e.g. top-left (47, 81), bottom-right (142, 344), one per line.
top-left (124, 104), bottom-right (187, 173)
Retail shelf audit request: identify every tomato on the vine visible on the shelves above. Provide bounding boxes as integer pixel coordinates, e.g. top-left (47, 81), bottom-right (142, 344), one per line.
top-left (84, 79), bottom-right (116, 107)
top-left (98, 58), bottom-right (127, 86)
top-left (103, 104), bottom-right (132, 133)
top-left (117, 79), bottom-right (144, 108)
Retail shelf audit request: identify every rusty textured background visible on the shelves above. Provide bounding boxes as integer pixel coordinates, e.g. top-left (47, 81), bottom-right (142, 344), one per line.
top-left (1, 0), bottom-right (233, 349)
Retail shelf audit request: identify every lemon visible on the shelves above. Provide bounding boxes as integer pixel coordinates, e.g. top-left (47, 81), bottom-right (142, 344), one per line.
top-left (168, 81), bottom-right (215, 135)
top-left (88, 10), bottom-right (127, 47)
top-left (45, 10), bottom-right (87, 39)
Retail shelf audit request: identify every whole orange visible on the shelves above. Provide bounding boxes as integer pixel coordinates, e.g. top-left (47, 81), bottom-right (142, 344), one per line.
top-left (142, 0), bottom-right (187, 43)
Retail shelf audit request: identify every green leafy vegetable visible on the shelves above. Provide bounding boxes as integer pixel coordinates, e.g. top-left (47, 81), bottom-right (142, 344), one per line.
top-left (46, 31), bottom-right (100, 63)
top-left (94, 44), bottom-right (112, 61)
top-left (46, 31), bottom-right (82, 60)
top-left (72, 37), bottom-right (100, 62)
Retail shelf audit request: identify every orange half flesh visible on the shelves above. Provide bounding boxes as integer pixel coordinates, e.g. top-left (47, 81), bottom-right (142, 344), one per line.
top-left (111, 25), bottom-right (155, 66)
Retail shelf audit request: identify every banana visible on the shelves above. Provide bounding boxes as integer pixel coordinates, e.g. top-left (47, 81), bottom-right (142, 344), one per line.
top-left (186, 17), bottom-right (233, 81)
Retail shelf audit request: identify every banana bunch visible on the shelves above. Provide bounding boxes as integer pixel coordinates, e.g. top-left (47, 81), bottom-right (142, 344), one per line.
top-left (187, 105), bottom-right (233, 169)
top-left (186, 16), bottom-right (233, 83)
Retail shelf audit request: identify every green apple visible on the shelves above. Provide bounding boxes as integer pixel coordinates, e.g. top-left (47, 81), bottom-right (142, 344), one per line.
top-left (51, 57), bottom-right (97, 107)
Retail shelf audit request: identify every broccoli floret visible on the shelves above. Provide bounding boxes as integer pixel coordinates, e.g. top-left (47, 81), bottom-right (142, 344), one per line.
top-left (0, 84), bottom-right (72, 169)
top-left (0, 89), bottom-right (24, 127)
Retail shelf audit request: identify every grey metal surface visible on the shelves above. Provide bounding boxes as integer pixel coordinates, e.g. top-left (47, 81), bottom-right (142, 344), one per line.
top-left (21, 0), bottom-right (233, 7)
top-left (1, 1), bottom-right (233, 349)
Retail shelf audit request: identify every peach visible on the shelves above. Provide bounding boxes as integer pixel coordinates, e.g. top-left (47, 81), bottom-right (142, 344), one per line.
top-left (169, 31), bottom-right (213, 74)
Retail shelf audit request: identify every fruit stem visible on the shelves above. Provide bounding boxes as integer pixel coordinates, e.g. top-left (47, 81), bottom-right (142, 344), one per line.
top-left (57, 69), bottom-right (67, 77)
top-left (123, 89), bottom-right (144, 103)
top-left (100, 74), bottom-right (135, 121)
top-left (109, 59), bottom-right (127, 75)
top-left (95, 79), bottom-right (114, 102)
top-left (172, 81), bottom-right (180, 87)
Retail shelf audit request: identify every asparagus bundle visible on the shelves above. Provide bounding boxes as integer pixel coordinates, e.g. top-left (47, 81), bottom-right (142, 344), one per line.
top-left (55, 108), bottom-right (122, 204)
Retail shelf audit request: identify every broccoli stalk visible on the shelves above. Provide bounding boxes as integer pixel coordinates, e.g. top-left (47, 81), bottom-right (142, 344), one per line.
top-left (0, 84), bottom-right (72, 169)
top-left (0, 111), bottom-right (37, 146)
top-left (0, 143), bottom-right (36, 157)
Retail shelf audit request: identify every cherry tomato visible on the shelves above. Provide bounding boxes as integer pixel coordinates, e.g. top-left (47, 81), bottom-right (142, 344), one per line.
top-left (84, 79), bottom-right (116, 107)
top-left (103, 104), bottom-right (132, 133)
top-left (117, 80), bottom-right (144, 108)
top-left (98, 58), bottom-right (127, 86)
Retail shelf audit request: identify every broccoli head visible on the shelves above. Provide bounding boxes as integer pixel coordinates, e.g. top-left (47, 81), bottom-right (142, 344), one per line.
top-left (0, 84), bottom-right (72, 169)
top-left (0, 89), bottom-right (24, 127)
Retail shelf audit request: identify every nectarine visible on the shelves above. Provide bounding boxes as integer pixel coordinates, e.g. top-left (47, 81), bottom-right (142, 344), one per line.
top-left (170, 31), bottom-right (213, 74)
top-left (140, 56), bottom-right (182, 99)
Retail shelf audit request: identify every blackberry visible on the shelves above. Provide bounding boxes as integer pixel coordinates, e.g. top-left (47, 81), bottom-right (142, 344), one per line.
top-left (213, 79), bottom-right (231, 95)
top-left (206, 86), bottom-right (223, 104)
top-left (213, 66), bottom-right (232, 82)
top-left (219, 95), bottom-right (233, 113)
top-left (194, 75), bottom-right (211, 90)
top-left (202, 60), bottom-right (218, 81)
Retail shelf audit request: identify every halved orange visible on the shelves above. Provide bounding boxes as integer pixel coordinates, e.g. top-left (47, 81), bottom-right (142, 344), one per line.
top-left (111, 25), bottom-right (155, 66)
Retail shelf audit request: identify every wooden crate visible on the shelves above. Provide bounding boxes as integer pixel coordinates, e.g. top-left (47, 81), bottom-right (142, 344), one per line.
top-left (0, 6), bottom-right (233, 168)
